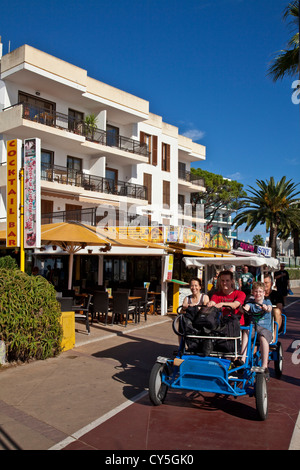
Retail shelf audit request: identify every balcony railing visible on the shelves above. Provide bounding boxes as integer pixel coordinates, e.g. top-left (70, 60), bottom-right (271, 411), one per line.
top-left (41, 163), bottom-right (147, 200)
top-left (6, 102), bottom-right (150, 158)
top-left (178, 169), bottom-right (205, 187)
top-left (41, 207), bottom-right (144, 226)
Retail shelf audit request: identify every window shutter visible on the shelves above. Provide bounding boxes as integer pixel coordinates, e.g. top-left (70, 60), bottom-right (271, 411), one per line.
top-left (143, 173), bottom-right (152, 204)
top-left (152, 135), bottom-right (157, 166)
top-left (166, 144), bottom-right (170, 172)
top-left (163, 180), bottom-right (170, 208)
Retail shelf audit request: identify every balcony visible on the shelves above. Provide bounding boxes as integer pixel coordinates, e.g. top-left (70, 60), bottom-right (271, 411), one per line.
top-left (41, 207), bottom-right (106, 226)
top-left (41, 206), bottom-right (143, 226)
top-left (178, 169), bottom-right (205, 187)
top-left (41, 163), bottom-right (147, 200)
top-left (6, 102), bottom-right (150, 158)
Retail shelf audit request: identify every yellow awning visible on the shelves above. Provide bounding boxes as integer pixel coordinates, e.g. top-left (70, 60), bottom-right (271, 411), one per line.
top-left (182, 249), bottom-right (233, 258)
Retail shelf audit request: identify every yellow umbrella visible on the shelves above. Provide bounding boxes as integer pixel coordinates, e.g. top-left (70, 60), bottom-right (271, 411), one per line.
top-left (40, 222), bottom-right (113, 248)
top-left (41, 222), bottom-right (117, 289)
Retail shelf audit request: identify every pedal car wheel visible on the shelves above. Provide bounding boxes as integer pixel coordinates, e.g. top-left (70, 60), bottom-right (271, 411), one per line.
top-left (274, 341), bottom-right (283, 379)
top-left (255, 373), bottom-right (268, 421)
top-left (149, 362), bottom-right (169, 406)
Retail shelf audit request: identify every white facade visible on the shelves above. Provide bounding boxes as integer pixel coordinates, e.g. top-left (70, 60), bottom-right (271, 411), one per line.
top-left (0, 44), bottom-right (206, 230)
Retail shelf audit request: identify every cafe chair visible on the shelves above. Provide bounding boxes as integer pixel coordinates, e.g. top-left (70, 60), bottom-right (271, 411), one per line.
top-left (92, 291), bottom-right (110, 324)
top-left (73, 293), bottom-right (93, 334)
top-left (61, 289), bottom-right (75, 299)
top-left (111, 292), bottom-right (137, 326)
top-left (131, 288), bottom-right (149, 322)
top-left (58, 297), bottom-right (74, 312)
top-left (93, 285), bottom-right (106, 291)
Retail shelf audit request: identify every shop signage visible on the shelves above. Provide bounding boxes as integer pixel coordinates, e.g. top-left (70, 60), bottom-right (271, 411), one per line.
top-left (233, 239), bottom-right (271, 257)
top-left (163, 254), bottom-right (174, 281)
top-left (24, 138), bottom-right (41, 248)
top-left (233, 238), bottom-right (255, 253)
top-left (103, 225), bottom-right (210, 248)
top-left (182, 226), bottom-right (210, 248)
top-left (256, 245), bottom-right (271, 257)
top-left (210, 232), bottom-right (231, 250)
top-left (6, 139), bottom-right (21, 248)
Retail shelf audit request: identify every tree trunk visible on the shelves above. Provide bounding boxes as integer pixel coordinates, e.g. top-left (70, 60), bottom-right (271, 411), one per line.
top-left (292, 228), bottom-right (300, 257)
top-left (268, 226), bottom-right (278, 258)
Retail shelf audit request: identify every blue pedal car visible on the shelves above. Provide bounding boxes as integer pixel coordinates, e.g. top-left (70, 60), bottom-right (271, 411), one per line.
top-left (149, 309), bottom-right (286, 421)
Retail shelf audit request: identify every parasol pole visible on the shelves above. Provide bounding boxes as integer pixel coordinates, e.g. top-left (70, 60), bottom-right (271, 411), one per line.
top-left (68, 244), bottom-right (75, 290)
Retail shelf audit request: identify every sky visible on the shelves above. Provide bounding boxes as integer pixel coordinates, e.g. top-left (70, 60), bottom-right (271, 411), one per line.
top-left (0, 0), bottom-right (299, 242)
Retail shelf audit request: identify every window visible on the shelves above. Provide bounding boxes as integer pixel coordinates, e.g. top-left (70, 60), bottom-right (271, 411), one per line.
top-left (178, 162), bottom-right (186, 180)
top-left (19, 91), bottom-right (55, 123)
top-left (105, 168), bottom-right (118, 193)
top-left (41, 149), bottom-right (54, 166)
top-left (67, 156), bottom-right (82, 180)
top-left (106, 124), bottom-right (119, 147)
top-left (68, 109), bottom-right (84, 132)
top-left (178, 194), bottom-right (185, 211)
top-left (161, 143), bottom-right (170, 172)
top-left (41, 149), bottom-right (54, 181)
top-left (140, 132), bottom-right (157, 165)
top-left (163, 180), bottom-right (170, 208)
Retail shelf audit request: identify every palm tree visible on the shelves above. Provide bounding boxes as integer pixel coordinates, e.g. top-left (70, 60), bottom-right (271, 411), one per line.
top-left (252, 234), bottom-right (264, 246)
top-left (267, 1), bottom-right (299, 81)
top-left (233, 177), bottom-right (300, 256)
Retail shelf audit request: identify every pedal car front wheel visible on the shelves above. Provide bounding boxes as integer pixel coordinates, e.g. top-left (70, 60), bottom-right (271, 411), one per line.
top-left (255, 373), bottom-right (268, 421)
top-left (149, 362), bottom-right (169, 406)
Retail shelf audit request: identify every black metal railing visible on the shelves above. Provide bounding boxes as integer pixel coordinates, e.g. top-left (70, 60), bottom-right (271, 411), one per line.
top-left (41, 207), bottom-right (144, 226)
top-left (41, 163), bottom-right (147, 200)
top-left (42, 207), bottom-right (99, 226)
top-left (178, 169), bottom-right (205, 187)
top-left (6, 102), bottom-right (150, 158)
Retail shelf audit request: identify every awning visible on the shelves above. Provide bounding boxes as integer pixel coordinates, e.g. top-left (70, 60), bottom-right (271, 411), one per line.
top-left (0, 223), bottom-right (167, 250)
top-left (182, 249), bottom-right (233, 258)
top-left (183, 256), bottom-right (279, 270)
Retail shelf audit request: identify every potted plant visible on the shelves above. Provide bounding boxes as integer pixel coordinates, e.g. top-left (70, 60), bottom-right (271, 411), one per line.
top-left (84, 113), bottom-right (98, 141)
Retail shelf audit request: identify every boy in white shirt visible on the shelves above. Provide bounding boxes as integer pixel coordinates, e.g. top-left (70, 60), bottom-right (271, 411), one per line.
top-left (240, 281), bottom-right (273, 377)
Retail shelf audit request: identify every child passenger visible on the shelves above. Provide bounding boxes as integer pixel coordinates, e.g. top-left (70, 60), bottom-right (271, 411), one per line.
top-left (240, 281), bottom-right (273, 377)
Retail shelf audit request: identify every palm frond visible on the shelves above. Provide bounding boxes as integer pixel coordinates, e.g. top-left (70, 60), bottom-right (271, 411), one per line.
top-left (267, 1), bottom-right (299, 82)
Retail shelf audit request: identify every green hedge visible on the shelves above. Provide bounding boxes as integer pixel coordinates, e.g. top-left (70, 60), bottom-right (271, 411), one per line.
top-left (0, 267), bottom-right (63, 363)
top-left (287, 269), bottom-right (300, 280)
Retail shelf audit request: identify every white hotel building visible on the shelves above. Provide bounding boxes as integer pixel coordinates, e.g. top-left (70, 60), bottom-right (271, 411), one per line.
top-left (0, 43), bottom-right (207, 293)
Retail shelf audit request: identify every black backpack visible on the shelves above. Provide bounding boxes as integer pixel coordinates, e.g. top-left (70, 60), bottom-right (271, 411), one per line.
top-left (182, 306), bottom-right (221, 353)
top-left (213, 313), bottom-right (241, 353)
top-left (184, 305), bottom-right (221, 333)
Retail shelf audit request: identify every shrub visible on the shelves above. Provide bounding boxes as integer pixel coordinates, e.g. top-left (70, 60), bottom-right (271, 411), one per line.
top-left (0, 268), bottom-right (63, 362)
top-left (287, 269), bottom-right (300, 280)
top-left (0, 255), bottom-right (18, 270)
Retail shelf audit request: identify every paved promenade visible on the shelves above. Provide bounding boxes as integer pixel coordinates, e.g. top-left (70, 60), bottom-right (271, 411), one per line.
top-left (0, 314), bottom-right (175, 450)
